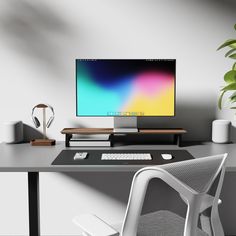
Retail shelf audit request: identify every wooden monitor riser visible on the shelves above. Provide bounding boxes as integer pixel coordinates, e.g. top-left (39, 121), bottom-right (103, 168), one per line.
top-left (61, 128), bottom-right (187, 147)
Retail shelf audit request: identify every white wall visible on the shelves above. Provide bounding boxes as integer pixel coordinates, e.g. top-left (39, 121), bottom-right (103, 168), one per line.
top-left (0, 0), bottom-right (235, 235)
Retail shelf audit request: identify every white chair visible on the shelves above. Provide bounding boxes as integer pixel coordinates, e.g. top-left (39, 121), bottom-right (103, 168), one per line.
top-left (73, 153), bottom-right (228, 236)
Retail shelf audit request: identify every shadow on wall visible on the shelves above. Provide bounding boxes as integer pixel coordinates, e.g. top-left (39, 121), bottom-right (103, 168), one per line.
top-left (231, 124), bottom-right (236, 142)
top-left (63, 172), bottom-right (186, 217)
top-left (23, 123), bottom-right (43, 142)
top-left (199, 0), bottom-right (236, 15)
top-left (0, 0), bottom-right (73, 75)
top-left (138, 102), bottom-right (216, 141)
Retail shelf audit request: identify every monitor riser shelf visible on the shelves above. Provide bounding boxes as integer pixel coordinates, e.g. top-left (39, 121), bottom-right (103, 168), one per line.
top-left (61, 128), bottom-right (187, 147)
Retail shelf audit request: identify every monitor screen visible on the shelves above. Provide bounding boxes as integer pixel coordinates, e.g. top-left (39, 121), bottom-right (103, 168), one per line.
top-left (76, 59), bottom-right (176, 117)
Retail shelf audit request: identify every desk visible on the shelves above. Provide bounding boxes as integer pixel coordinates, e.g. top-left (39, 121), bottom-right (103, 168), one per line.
top-left (0, 141), bottom-right (235, 236)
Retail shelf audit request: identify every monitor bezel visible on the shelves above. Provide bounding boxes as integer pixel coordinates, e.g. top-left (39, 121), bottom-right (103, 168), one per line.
top-left (75, 59), bottom-right (176, 117)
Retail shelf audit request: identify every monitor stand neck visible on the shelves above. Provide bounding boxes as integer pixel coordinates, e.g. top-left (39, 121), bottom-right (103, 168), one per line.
top-left (113, 117), bottom-right (138, 133)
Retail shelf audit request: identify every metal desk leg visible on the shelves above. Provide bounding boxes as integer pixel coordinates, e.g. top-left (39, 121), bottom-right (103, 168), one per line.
top-left (174, 134), bottom-right (182, 147)
top-left (28, 172), bottom-right (40, 236)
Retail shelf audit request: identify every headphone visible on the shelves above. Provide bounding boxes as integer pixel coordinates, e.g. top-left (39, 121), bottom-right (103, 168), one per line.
top-left (31, 104), bottom-right (55, 128)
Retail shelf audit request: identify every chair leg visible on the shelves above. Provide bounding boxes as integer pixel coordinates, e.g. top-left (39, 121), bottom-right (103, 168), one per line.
top-left (200, 214), bottom-right (213, 236)
top-left (183, 197), bottom-right (201, 236)
top-left (211, 206), bottom-right (224, 236)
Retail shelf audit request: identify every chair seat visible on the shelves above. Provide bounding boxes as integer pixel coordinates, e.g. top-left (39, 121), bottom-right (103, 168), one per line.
top-left (137, 210), bottom-right (208, 236)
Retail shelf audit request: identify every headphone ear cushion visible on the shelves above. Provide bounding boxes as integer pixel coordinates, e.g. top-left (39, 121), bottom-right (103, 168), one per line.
top-left (33, 116), bottom-right (40, 128)
top-left (46, 116), bottom-right (54, 128)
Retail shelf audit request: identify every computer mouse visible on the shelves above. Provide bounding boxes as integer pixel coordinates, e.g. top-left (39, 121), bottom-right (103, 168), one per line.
top-left (74, 152), bottom-right (88, 160)
top-left (161, 154), bottom-right (173, 160)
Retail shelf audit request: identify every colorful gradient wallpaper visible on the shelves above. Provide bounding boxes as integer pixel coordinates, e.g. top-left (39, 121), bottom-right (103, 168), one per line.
top-left (76, 60), bottom-right (175, 116)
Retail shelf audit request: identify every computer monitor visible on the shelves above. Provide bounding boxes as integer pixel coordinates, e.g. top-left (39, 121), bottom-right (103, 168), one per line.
top-left (76, 59), bottom-right (176, 132)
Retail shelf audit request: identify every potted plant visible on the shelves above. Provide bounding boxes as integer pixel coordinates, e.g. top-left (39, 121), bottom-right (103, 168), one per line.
top-left (218, 24), bottom-right (236, 110)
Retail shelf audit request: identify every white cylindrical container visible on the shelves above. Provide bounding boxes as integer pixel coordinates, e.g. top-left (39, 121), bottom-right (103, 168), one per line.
top-left (2, 121), bottom-right (23, 143)
top-left (212, 119), bottom-right (231, 143)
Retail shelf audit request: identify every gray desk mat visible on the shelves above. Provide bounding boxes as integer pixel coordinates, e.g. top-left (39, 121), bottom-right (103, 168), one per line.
top-left (52, 149), bottom-right (194, 165)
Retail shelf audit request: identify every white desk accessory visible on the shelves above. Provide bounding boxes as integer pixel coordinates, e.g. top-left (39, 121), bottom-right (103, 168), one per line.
top-left (2, 121), bottom-right (23, 143)
top-left (212, 119), bottom-right (231, 143)
top-left (161, 153), bottom-right (173, 160)
top-left (74, 152), bottom-right (88, 160)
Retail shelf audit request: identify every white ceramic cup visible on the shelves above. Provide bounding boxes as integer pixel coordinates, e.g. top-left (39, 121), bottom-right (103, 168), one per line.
top-left (2, 121), bottom-right (23, 143)
top-left (212, 119), bottom-right (231, 143)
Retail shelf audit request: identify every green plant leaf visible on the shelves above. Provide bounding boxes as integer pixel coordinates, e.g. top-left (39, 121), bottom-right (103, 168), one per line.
top-left (225, 48), bottom-right (236, 57)
top-left (218, 90), bottom-right (226, 109)
top-left (217, 39), bottom-right (236, 50)
top-left (221, 82), bottom-right (236, 91)
top-left (229, 53), bottom-right (236, 59)
top-left (229, 44), bottom-right (236, 49)
top-left (224, 70), bottom-right (236, 83)
top-left (233, 62), bottom-right (236, 70)
top-left (230, 96), bottom-right (236, 103)
top-left (230, 107), bottom-right (236, 109)
top-left (230, 91), bottom-right (236, 100)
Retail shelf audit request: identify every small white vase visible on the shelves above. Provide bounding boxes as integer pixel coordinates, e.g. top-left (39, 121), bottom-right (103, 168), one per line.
top-left (2, 121), bottom-right (23, 143)
top-left (212, 119), bottom-right (231, 143)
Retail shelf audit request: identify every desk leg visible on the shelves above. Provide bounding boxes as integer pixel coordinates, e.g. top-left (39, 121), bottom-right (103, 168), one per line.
top-left (174, 134), bottom-right (182, 147)
top-left (28, 172), bottom-right (40, 236)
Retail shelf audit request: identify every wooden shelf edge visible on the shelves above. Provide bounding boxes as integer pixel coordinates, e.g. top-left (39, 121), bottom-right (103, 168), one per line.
top-left (61, 128), bottom-right (187, 135)
top-left (61, 128), bottom-right (114, 134)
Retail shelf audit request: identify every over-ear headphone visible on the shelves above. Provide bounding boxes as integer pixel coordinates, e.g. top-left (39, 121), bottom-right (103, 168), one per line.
top-left (31, 104), bottom-right (55, 128)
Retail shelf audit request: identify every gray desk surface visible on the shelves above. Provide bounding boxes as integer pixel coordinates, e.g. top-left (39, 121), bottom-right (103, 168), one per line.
top-left (0, 141), bottom-right (235, 172)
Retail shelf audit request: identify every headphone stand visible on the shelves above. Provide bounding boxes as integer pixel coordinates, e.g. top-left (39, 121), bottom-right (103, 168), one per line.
top-left (31, 104), bottom-right (56, 146)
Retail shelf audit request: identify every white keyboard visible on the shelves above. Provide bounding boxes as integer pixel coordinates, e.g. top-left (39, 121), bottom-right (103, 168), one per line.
top-left (101, 153), bottom-right (152, 160)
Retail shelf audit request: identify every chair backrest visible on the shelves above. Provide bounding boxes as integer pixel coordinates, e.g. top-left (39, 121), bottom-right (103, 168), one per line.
top-left (120, 154), bottom-right (227, 236)
top-left (160, 154), bottom-right (227, 193)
